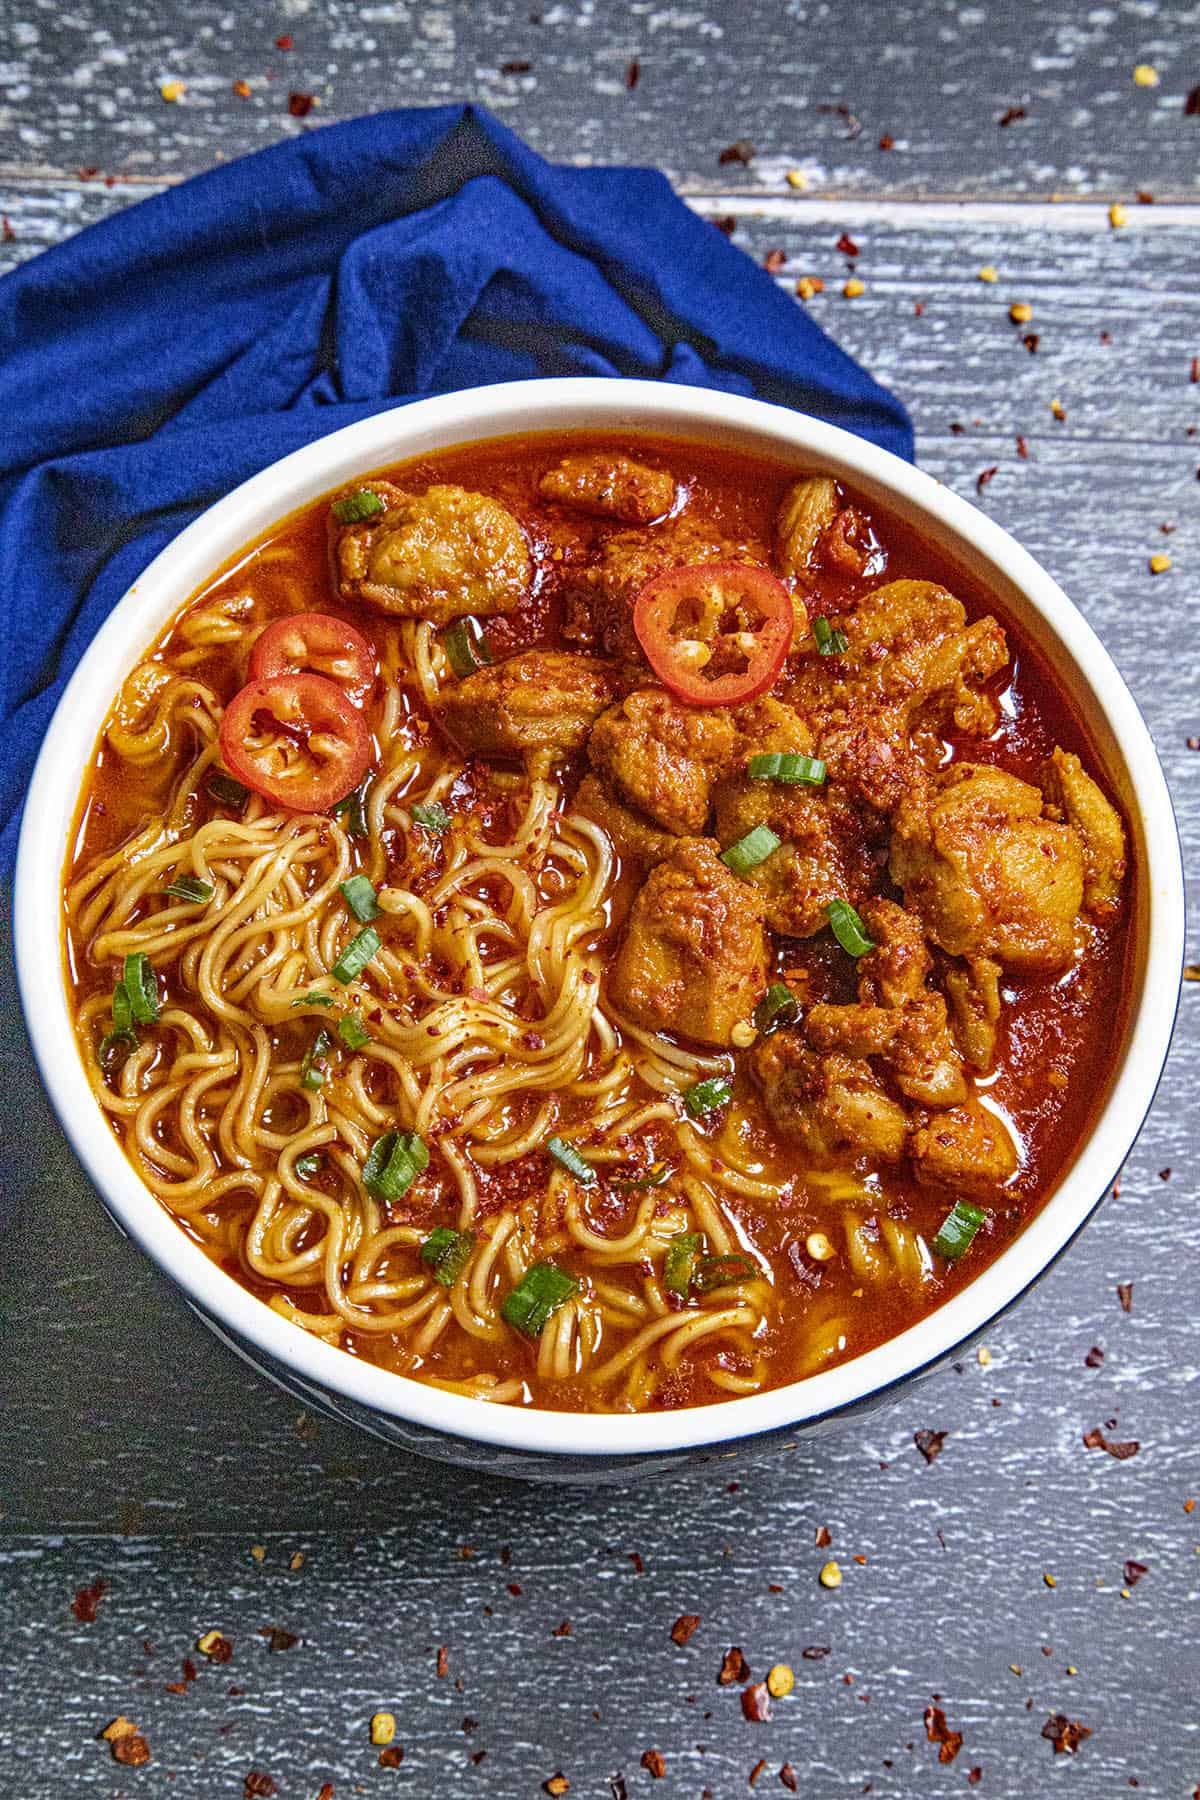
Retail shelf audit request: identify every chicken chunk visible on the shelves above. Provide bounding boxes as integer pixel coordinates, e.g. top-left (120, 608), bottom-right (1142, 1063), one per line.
top-left (335, 482), bottom-right (531, 623)
top-left (437, 652), bottom-right (621, 776)
top-left (589, 687), bottom-right (739, 836)
top-left (609, 838), bottom-right (768, 1047)
top-left (565, 512), bottom-right (770, 662)
top-left (775, 476), bottom-right (839, 582)
top-left (890, 763), bottom-right (1084, 972)
top-left (789, 580), bottom-right (1009, 744)
top-left (537, 453), bottom-right (676, 524)
top-left (943, 955), bottom-right (1002, 1072)
top-left (1041, 747), bottom-right (1126, 915)
top-left (750, 1033), bottom-right (908, 1165)
top-left (573, 773), bottom-right (678, 864)
top-left (910, 1098), bottom-right (1019, 1193)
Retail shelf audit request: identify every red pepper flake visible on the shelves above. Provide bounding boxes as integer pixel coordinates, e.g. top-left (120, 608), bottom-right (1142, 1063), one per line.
top-left (501, 59), bottom-right (533, 74)
top-left (71, 1578), bottom-right (108, 1623)
top-left (1041, 1714), bottom-right (1092, 1755)
top-left (77, 166), bottom-right (100, 181)
top-left (671, 1614), bottom-right (702, 1646)
top-left (999, 104), bottom-right (1027, 126)
top-left (287, 92), bottom-right (315, 116)
top-left (641, 1749), bottom-right (666, 1779)
top-left (835, 230), bottom-right (861, 258)
top-left (878, 133), bottom-right (895, 150)
top-left (718, 139), bottom-right (756, 166)
top-left (379, 1746), bottom-right (405, 1769)
top-left (626, 59), bottom-right (640, 89)
top-left (628, 1551), bottom-right (645, 1574)
top-left (924, 1705), bottom-right (963, 1764)
top-left (1, 217), bottom-right (14, 242)
top-left (1084, 1345), bottom-right (1105, 1368)
top-left (552, 1620), bottom-right (572, 1637)
top-left (801, 1645), bottom-right (831, 1660)
top-left (1123, 1559), bottom-right (1149, 1586)
top-left (436, 1645), bottom-right (449, 1678)
top-left (1117, 1282), bottom-right (1134, 1314)
top-left (1083, 1426), bottom-right (1140, 1460)
top-left (779, 1765), bottom-right (799, 1792)
top-left (232, 78), bottom-right (252, 98)
top-left (1022, 333), bottom-right (1040, 354)
top-left (317, 1787), bottom-right (334, 1800)
top-left (508, 1581), bottom-right (523, 1596)
top-left (968, 1769), bottom-right (983, 1786)
top-left (742, 1682), bottom-right (773, 1722)
top-left (258, 1625), bottom-right (299, 1651)
top-left (1191, 357), bottom-right (1199, 384)
top-left (914, 300), bottom-right (925, 316)
top-left (712, 216), bottom-right (737, 237)
top-left (764, 249), bottom-right (786, 274)
top-left (915, 1428), bottom-right (948, 1463)
top-left (102, 1719), bottom-right (151, 1766)
top-left (748, 1761), bottom-right (768, 1788)
top-left (814, 1525), bottom-right (832, 1548)
top-left (275, 34), bottom-right (293, 49)
top-left (719, 1646), bottom-right (751, 1685)
top-left (1184, 85), bottom-right (1200, 115)
top-left (1137, 190), bottom-right (1154, 202)
top-left (1100, 329), bottom-right (1113, 344)
top-left (1016, 434), bottom-right (1029, 459)
top-left (819, 101), bottom-right (862, 140)
top-left (244, 1776), bottom-right (278, 1799)
top-left (1186, 1497), bottom-right (1196, 1513)
top-left (950, 421), bottom-right (965, 435)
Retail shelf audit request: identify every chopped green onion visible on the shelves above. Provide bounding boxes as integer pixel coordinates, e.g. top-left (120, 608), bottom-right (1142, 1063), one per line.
top-left (164, 875), bottom-right (214, 904)
top-left (340, 874), bottom-right (378, 922)
top-left (412, 801), bottom-right (451, 834)
top-left (338, 1014), bottom-right (372, 1050)
top-left (720, 824), bottom-right (781, 876)
top-left (547, 1135), bottom-right (596, 1185)
top-left (813, 615), bottom-right (849, 656)
top-left (442, 617), bottom-right (494, 679)
top-left (663, 1231), bottom-right (703, 1298)
top-left (747, 751), bottom-right (827, 786)
top-left (827, 898), bottom-right (875, 958)
top-left (332, 924), bottom-right (381, 985)
top-left (683, 1076), bottom-right (733, 1118)
top-left (692, 1253), bottom-right (758, 1292)
top-left (753, 983), bottom-right (801, 1035)
top-left (98, 1027), bottom-right (137, 1070)
top-left (205, 769), bottom-right (250, 810)
top-left (123, 952), bottom-right (159, 1026)
top-left (361, 1129), bottom-right (429, 1202)
top-left (613, 1160), bottom-right (672, 1192)
top-left (293, 1153), bottom-right (321, 1180)
top-left (420, 1226), bottom-right (476, 1287)
top-left (932, 1200), bottom-right (986, 1261)
top-left (111, 980), bottom-right (134, 1035)
top-left (501, 1261), bottom-right (580, 1337)
top-left (331, 488), bottom-right (384, 525)
top-left (290, 990), bottom-right (334, 1009)
top-left (300, 1028), bottom-right (333, 1092)
top-left (332, 780), bottom-right (370, 838)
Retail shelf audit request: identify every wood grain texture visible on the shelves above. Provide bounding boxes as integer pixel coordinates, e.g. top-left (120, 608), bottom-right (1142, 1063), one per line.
top-left (2, 0), bottom-right (1200, 199)
top-left (2, 100), bottom-right (1200, 1800)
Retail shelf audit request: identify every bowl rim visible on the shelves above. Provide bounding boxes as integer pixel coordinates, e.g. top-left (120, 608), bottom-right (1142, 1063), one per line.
top-left (15, 376), bottom-right (1185, 1460)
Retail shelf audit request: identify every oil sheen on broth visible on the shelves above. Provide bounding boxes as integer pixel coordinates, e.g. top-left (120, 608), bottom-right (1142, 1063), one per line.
top-left (63, 433), bottom-right (1133, 1414)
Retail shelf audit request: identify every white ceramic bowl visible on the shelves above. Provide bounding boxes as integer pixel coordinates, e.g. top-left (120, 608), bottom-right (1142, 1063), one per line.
top-left (16, 379), bottom-right (1184, 1481)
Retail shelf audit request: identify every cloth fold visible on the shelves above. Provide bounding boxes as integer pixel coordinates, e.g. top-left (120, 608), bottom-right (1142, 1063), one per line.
top-left (0, 103), bottom-right (911, 865)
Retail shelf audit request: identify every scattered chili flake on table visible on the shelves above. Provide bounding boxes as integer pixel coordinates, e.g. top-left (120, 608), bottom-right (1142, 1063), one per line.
top-left (544, 1775), bottom-right (570, 1796)
top-left (1124, 1559), bottom-right (1149, 1586)
top-left (712, 216), bottom-right (737, 237)
top-left (1084, 1345), bottom-right (1105, 1367)
top-left (671, 1614), bottom-right (702, 1646)
top-left (802, 1645), bottom-right (831, 1660)
top-left (999, 104), bottom-right (1027, 125)
top-left (316, 1786), bottom-right (334, 1800)
top-left (924, 1705), bottom-right (964, 1763)
top-left (914, 299), bottom-right (925, 316)
top-left (1022, 332), bottom-right (1040, 353)
top-left (719, 1647), bottom-right (751, 1684)
top-left (379, 1744), bottom-right (404, 1768)
top-left (915, 1429), bottom-right (948, 1463)
top-left (244, 1774), bottom-right (277, 1798)
top-left (718, 139), bottom-right (755, 165)
top-left (1, 216), bottom-right (15, 241)
top-left (968, 1768), bottom-right (983, 1786)
top-left (101, 1717), bottom-right (150, 1766)
top-left (289, 1551), bottom-right (306, 1570)
top-left (749, 1760), bottom-right (768, 1787)
top-left (641, 1749), bottom-right (667, 1778)
top-left (836, 231), bottom-right (861, 257)
top-left (1042, 1714), bottom-right (1092, 1754)
top-left (232, 78), bottom-right (252, 97)
top-left (436, 1645), bottom-right (449, 1678)
top-left (1051, 397), bottom-right (1067, 420)
top-left (275, 33), bottom-right (293, 48)
top-left (71, 1578), bottom-right (108, 1622)
top-left (1016, 435), bottom-right (1029, 459)
top-left (501, 59), bottom-right (532, 73)
top-left (288, 92), bottom-right (316, 116)
top-left (1185, 85), bottom-right (1200, 115)
top-left (258, 1625), bottom-right (299, 1651)
top-left (814, 1525), bottom-right (832, 1548)
top-left (625, 58), bottom-right (640, 89)
top-left (552, 1620), bottom-right (572, 1637)
top-left (1117, 1282), bottom-right (1134, 1312)
top-left (1083, 1426), bottom-right (1140, 1459)
top-left (1186, 1497), bottom-right (1196, 1513)
top-left (197, 1630), bottom-right (233, 1662)
top-left (742, 1682), bottom-right (773, 1722)
top-left (795, 276), bottom-right (824, 300)
top-left (764, 249), bottom-right (786, 274)
top-left (878, 133), bottom-right (895, 150)
top-left (975, 467), bottom-right (999, 496)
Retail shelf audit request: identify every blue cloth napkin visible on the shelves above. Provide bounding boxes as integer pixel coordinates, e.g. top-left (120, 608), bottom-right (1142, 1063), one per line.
top-left (0, 104), bottom-right (911, 867)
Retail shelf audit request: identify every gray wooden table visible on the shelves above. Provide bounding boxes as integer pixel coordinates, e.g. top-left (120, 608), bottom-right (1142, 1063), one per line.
top-left (2, 4), bottom-right (1198, 1795)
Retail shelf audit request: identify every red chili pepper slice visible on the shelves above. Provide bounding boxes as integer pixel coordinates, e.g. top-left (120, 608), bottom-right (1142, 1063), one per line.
top-left (632, 562), bottom-right (793, 706)
top-left (248, 612), bottom-right (376, 708)
top-left (218, 672), bottom-right (372, 812)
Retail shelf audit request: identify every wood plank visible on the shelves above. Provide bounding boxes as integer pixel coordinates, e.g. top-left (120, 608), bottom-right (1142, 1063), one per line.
top-left (1, 0), bottom-right (1199, 199)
